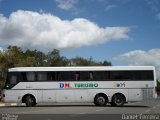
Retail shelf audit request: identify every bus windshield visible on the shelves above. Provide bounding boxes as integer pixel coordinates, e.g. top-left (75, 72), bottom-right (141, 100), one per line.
top-left (4, 72), bottom-right (18, 89)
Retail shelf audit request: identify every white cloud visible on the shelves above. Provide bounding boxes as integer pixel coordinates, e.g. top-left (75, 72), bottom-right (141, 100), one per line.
top-left (0, 10), bottom-right (130, 51)
top-left (146, 0), bottom-right (160, 21)
top-left (156, 13), bottom-right (160, 20)
top-left (116, 49), bottom-right (160, 79)
top-left (146, 0), bottom-right (159, 12)
top-left (105, 4), bottom-right (117, 11)
top-left (55, 0), bottom-right (78, 10)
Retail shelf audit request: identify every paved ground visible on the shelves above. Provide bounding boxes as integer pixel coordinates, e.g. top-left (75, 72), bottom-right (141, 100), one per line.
top-left (0, 96), bottom-right (160, 120)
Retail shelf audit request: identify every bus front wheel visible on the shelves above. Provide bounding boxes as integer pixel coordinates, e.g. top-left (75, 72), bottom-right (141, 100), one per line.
top-left (25, 95), bottom-right (36, 107)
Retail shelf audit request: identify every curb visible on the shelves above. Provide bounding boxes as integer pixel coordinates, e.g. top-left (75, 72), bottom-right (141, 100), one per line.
top-left (0, 103), bottom-right (23, 107)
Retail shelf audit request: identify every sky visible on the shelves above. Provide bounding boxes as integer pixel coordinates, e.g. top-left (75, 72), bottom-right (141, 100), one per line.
top-left (0, 0), bottom-right (160, 78)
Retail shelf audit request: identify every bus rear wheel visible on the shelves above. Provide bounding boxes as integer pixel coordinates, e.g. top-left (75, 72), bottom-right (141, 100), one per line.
top-left (111, 94), bottom-right (125, 107)
top-left (94, 94), bottom-right (107, 106)
top-left (25, 95), bottom-right (36, 107)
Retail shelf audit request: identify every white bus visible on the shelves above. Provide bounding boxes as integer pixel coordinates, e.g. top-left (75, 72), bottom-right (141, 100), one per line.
top-left (2, 66), bottom-right (157, 107)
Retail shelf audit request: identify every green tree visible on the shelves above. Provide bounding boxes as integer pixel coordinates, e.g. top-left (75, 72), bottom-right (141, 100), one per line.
top-left (25, 49), bottom-right (46, 66)
top-left (47, 49), bottom-right (69, 66)
top-left (70, 57), bottom-right (90, 66)
top-left (70, 56), bottom-right (112, 66)
top-left (7, 46), bottom-right (24, 67)
top-left (102, 60), bottom-right (112, 66)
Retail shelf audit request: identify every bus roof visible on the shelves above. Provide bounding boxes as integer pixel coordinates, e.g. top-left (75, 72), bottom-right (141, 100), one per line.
top-left (8, 66), bottom-right (155, 72)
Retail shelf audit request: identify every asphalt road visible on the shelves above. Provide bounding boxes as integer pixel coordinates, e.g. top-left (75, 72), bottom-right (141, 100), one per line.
top-left (0, 96), bottom-right (160, 120)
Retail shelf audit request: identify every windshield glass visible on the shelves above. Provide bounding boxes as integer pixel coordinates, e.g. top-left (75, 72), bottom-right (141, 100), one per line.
top-left (4, 72), bottom-right (18, 89)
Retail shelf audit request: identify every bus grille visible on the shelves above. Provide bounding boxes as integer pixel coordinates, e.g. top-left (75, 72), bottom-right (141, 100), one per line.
top-left (142, 89), bottom-right (153, 100)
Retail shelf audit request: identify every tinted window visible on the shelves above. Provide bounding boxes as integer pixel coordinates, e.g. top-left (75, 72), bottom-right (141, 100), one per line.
top-left (7, 70), bottom-right (154, 82)
top-left (47, 72), bottom-right (56, 81)
top-left (37, 72), bottom-right (47, 81)
top-left (27, 72), bottom-right (35, 81)
top-left (80, 72), bottom-right (90, 80)
top-left (109, 70), bottom-right (154, 81)
top-left (60, 72), bottom-right (74, 81)
top-left (75, 72), bottom-right (80, 80)
top-left (9, 72), bottom-right (18, 84)
top-left (5, 72), bottom-right (18, 89)
top-left (19, 72), bottom-right (36, 81)
top-left (142, 71), bottom-right (154, 80)
top-left (92, 71), bottom-right (109, 80)
top-left (110, 71), bottom-right (130, 80)
top-left (131, 70), bottom-right (154, 81)
top-left (74, 71), bottom-right (109, 81)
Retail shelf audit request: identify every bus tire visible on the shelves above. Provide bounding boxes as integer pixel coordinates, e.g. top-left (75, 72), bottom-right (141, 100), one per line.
top-left (111, 94), bottom-right (125, 107)
top-left (94, 94), bottom-right (107, 106)
top-left (25, 95), bottom-right (36, 107)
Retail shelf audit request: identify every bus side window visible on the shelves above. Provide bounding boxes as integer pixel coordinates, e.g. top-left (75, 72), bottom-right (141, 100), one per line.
top-left (37, 72), bottom-right (47, 81)
top-left (57, 72), bottom-right (62, 81)
top-left (47, 72), bottom-right (56, 81)
top-left (20, 72), bottom-right (27, 81)
top-left (80, 72), bottom-right (90, 80)
top-left (26, 72), bottom-right (35, 81)
top-left (10, 74), bottom-right (17, 84)
top-left (89, 72), bottom-right (93, 80)
top-left (75, 72), bottom-right (80, 80)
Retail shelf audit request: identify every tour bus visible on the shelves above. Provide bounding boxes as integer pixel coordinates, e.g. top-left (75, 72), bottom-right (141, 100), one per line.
top-left (2, 66), bottom-right (157, 107)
